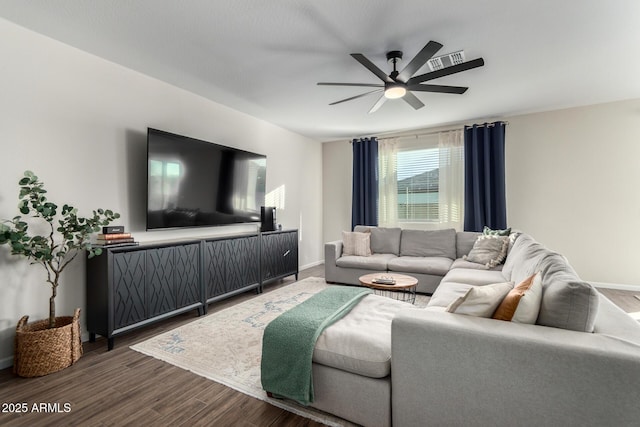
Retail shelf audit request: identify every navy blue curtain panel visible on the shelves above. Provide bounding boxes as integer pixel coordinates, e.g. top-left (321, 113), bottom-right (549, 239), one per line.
top-left (351, 137), bottom-right (379, 230)
top-left (463, 122), bottom-right (507, 232)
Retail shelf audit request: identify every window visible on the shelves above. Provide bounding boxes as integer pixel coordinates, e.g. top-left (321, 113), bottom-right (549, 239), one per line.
top-left (397, 147), bottom-right (440, 222)
top-left (378, 130), bottom-right (464, 229)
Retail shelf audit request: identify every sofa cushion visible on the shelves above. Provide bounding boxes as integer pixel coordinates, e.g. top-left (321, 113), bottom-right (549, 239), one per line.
top-left (336, 253), bottom-right (396, 271)
top-left (440, 268), bottom-right (507, 287)
top-left (400, 228), bottom-right (456, 259)
top-left (313, 294), bottom-right (410, 378)
top-left (370, 227), bottom-right (402, 255)
top-left (463, 235), bottom-right (509, 268)
top-left (537, 280), bottom-right (599, 332)
top-left (502, 233), bottom-right (548, 284)
top-left (493, 272), bottom-right (542, 323)
top-left (456, 231), bottom-right (481, 258)
top-left (427, 282), bottom-right (474, 308)
top-left (450, 258), bottom-right (503, 271)
top-left (342, 231), bottom-right (372, 256)
top-left (387, 256), bottom-right (453, 276)
top-left (446, 282), bottom-right (514, 317)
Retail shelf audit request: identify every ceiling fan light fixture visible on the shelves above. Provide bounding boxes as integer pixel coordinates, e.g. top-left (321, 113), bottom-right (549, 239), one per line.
top-left (384, 84), bottom-right (406, 99)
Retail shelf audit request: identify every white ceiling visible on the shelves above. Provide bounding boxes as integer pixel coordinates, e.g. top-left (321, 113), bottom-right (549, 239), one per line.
top-left (1, 0), bottom-right (640, 141)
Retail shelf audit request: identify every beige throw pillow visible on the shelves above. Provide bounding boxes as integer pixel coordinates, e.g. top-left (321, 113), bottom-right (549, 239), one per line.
top-left (493, 272), bottom-right (543, 323)
top-left (342, 231), bottom-right (372, 256)
top-left (446, 282), bottom-right (514, 317)
top-left (464, 235), bottom-right (509, 268)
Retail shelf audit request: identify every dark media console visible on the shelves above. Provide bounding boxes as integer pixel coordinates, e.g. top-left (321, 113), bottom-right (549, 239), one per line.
top-left (86, 229), bottom-right (298, 350)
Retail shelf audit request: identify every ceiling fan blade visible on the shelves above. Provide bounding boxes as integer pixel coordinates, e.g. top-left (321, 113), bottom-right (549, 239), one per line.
top-left (329, 89), bottom-right (383, 106)
top-left (402, 91), bottom-right (425, 110)
top-left (408, 84), bottom-right (468, 94)
top-left (368, 94), bottom-right (388, 113)
top-left (397, 41), bottom-right (443, 82)
top-left (350, 53), bottom-right (393, 83)
top-left (318, 82), bottom-right (385, 87)
top-left (407, 57), bottom-right (485, 85)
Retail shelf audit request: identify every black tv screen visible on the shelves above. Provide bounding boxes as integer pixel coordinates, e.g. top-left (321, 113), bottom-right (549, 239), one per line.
top-left (146, 128), bottom-right (266, 230)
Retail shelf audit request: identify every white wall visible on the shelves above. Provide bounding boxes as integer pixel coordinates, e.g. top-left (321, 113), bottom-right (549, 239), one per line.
top-left (322, 98), bottom-right (640, 287)
top-left (322, 140), bottom-right (352, 243)
top-left (0, 18), bottom-right (323, 366)
top-left (506, 99), bottom-right (640, 286)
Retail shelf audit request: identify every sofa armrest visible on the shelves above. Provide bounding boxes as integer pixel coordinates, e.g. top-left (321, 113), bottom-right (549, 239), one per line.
top-left (324, 240), bottom-right (343, 265)
top-left (324, 240), bottom-right (343, 283)
top-left (391, 310), bottom-right (640, 427)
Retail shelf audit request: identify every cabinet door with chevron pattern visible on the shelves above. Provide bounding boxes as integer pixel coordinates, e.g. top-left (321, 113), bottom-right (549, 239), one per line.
top-left (113, 251), bottom-right (146, 330)
top-left (282, 231), bottom-right (298, 275)
top-left (204, 239), bottom-right (227, 299)
top-left (261, 231), bottom-right (298, 281)
top-left (146, 247), bottom-right (176, 318)
top-left (175, 243), bottom-right (200, 308)
top-left (226, 236), bottom-right (259, 292)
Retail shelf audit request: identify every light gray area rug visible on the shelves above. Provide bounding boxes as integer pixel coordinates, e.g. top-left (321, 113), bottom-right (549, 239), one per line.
top-left (131, 277), bottom-right (429, 426)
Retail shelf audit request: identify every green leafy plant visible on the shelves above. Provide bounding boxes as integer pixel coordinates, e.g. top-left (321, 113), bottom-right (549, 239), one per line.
top-left (0, 171), bottom-right (120, 328)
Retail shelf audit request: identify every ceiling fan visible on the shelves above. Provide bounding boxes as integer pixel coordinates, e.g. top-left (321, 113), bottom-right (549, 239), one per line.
top-left (317, 41), bottom-right (484, 113)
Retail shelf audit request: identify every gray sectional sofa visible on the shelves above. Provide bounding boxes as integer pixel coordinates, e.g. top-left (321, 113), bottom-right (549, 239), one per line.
top-left (312, 227), bottom-right (640, 427)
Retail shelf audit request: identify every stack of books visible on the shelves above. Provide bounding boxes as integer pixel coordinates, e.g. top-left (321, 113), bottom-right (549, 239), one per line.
top-left (94, 226), bottom-right (138, 248)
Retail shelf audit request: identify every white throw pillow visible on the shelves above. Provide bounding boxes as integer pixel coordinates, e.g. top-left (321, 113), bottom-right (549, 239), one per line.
top-left (342, 231), bottom-right (372, 256)
top-left (446, 282), bottom-right (514, 317)
top-left (513, 273), bottom-right (543, 323)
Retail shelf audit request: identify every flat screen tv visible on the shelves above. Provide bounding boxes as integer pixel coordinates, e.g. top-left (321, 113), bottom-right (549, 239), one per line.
top-left (146, 128), bottom-right (266, 230)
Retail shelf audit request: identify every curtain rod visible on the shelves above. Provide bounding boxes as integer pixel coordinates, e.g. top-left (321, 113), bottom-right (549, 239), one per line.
top-left (350, 120), bottom-right (508, 143)
top-left (351, 126), bottom-right (460, 143)
top-left (463, 120), bottom-right (508, 129)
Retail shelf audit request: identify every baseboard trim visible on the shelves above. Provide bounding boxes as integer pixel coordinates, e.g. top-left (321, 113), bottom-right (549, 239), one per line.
top-left (300, 260), bottom-right (323, 271)
top-left (591, 281), bottom-right (640, 292)
top-left (0, 355), bottom-right (13, 371)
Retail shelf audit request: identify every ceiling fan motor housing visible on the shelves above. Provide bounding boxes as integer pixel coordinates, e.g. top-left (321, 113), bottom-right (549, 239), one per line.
top-left (386, 50), bottom-right (403, 63)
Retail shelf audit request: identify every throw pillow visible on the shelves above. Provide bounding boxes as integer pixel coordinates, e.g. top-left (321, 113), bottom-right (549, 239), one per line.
top-left (342, 231), bottom-right (372, 256)
top-left (483, 226), bottom-right (512, 236)
top-left (446, 282), bottom-right (514, 317)
top-left (537, 280), bottom-right (599, 332)
top-left (463, 235), bottom-right (509, 268)
top-left (493, 272), bottom-right (543, 323)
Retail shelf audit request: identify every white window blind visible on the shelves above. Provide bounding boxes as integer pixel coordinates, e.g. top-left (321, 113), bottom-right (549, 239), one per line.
top-left (397, 147), bottom-right (440, 222)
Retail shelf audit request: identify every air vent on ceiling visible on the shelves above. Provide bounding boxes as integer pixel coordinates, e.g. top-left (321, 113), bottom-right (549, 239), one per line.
top-left (427, 50), bottom-right (465, 71)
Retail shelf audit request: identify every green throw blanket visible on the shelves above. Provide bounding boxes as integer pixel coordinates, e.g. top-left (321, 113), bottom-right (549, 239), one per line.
top-left (261, 285), bottom-right (372, 405)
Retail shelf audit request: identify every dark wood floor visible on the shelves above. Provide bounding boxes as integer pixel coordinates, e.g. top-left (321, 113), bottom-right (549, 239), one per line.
top-left (0, 264), bottom-right (327, 427)
top-left (598, 288), bottom-right (640, 313)
top-left (1, 264), bottom-right (638, 427)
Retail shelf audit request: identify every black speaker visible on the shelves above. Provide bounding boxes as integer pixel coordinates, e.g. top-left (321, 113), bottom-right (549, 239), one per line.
top-left (261, 206), bottom-right (276, 232)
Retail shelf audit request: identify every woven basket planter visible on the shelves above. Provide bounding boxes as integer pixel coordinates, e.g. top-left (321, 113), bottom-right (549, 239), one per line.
top-left (14, 308), bottom-right (83, 378)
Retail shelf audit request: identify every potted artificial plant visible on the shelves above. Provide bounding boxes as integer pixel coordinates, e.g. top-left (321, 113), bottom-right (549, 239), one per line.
top-left (0, 171), bottom-right (119, 377)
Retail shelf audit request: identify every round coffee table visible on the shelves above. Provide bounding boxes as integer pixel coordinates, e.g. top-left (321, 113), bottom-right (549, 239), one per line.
top-left (359, 273), bottom-right (418, 304)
